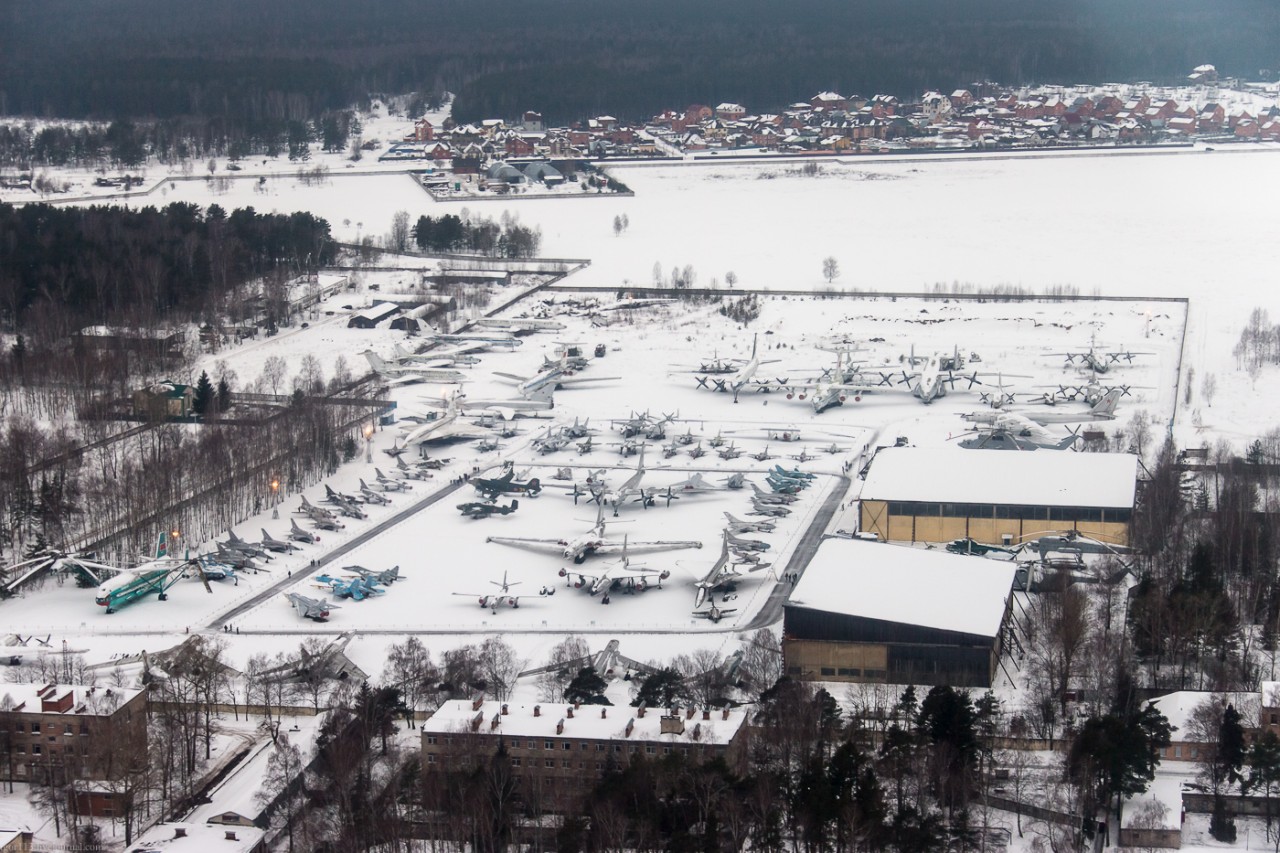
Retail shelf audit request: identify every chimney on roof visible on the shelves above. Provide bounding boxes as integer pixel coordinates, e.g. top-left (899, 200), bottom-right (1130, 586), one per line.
top-left (722, 707), bottom-right (730, 721)
top-left (702, 709), bottom-right (711, 721)
top-left (573, 700), bottom-right (581, 709)
top-left (471, 695), bottom-right (484, 712)
top-left (601, 707), bottom-right (607, 719)
top-left (501, 703), bottom-right (509, 716)
top-left (490, 712), bottom-right (501, 731)
top-left (556, 718), bottom-right (565, 735)
top-left (225, 830), bottom-right (238, 841)
top-left (686, 707), bottom-right (695, 720)
top-left (533, 705), bottom-right (541, 717)
top-left (660, 715), bottom-right (685, 736)
top-left (625, 719), bottom-right (634, 738)
top-left (174, 827), bottom-right (187, 839)
top-left (637, 703), bottom-right (646, 718)
top-left (693, 723), bottom-right (702, 741)
top-left (566, 706), bottom-right (574, 719)
top-left (471, 711), bottom-right (483, 732)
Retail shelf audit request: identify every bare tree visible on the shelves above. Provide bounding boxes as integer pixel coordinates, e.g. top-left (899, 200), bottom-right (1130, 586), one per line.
top-left (739, 628), bottom-right (783, 698)
top-left (261, 356), bottom-right (287, 397)
top-left (822, 256), bottom-right (840, 283)
top-left (478, 637), bottom-right (522, 702)
top-left (388, 210), bottom-right (411, 253)
top-left (383, 636), bottom-right (438, 724)
top-left (257, 733), bottom-right (306, 853)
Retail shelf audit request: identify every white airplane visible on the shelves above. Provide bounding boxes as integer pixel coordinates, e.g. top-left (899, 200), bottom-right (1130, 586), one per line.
top-left (692, 602), bottom-right (738, 623)
top-left (453, 571), bottom-right (552, 613)
top-left (428, 332), bottom-right (523, 349)
top-left (391, 343), bottom-right (479, 368)
top-left (1046, 335), bottom-right (1153, 374)
top-left (400, 392), bottom-right (493, 445)
top-left (725, 334), bottom-right (783, 402)
top-left (891, 348), bottom-right (975, 404)
top-left (726, 530), bottom-right (770, 552)
top-left (363, 351), bottom-right (466, 385)
top-left (286, 592), bottom-right (339, 622)
top-left (557, 543), bottom-right (672, 600)
top-left (375, 468), bottom-right (411, 491)
top-left (723, 512), bottom-right (776, 534)
top-left (691, 531), bottom-right (768, 608)
top-left (289, 519), bottom-right (320, 544)
top-left (260, 528), bottom-right (297, 553)
top-left (475, 317), bottom-right (566, 333)
top-left (486, 502), bottom-right (702, 564)
top-left (493, 360), bottom-right (620, 400)
top-left (358, 480), bottom-right (393, 504)
top-left (964, 388), bottom-right (1122, 428)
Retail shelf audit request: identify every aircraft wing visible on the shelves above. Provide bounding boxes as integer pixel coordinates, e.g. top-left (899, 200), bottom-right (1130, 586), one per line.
top-left (554, 375), bottom-right (622, 387)
top-left (404, 419), bottom-right (492, 444)
top-left (485, 537), bottom-right (567, 555)
top-left (592, 540), bottom-right (702, 557)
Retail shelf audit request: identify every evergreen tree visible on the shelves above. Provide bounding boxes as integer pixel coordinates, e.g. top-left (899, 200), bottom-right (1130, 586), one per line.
top-left (564, 667), bottom-right (609, 705)
top-left (632, 667), bottom-right (689, 708)
top-left (192, 371), bottom-right (214, 416)
top-left (216, 377), bottom-right (232, 413)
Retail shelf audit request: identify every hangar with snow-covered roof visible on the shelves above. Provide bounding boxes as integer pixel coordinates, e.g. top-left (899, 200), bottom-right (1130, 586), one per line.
top-left (858, 447), bottom-right (1138, 547)
top-left (783, 539), bottom-right (1018, 688)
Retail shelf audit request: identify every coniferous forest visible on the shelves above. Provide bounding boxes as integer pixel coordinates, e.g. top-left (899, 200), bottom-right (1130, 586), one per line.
top-left (1, 0), bottom-right (1276, 133)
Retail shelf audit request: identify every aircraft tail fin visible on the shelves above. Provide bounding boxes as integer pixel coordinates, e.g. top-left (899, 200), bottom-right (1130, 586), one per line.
top-left (511, 498), bottom-right (519, 511)
top-left (1055, 434), bottom-right (1081, 450)
top-left (394, 343), bottom-right (412, 360)
top-left (156, 532), bottom-right (168, 560)
top-left (364, 351), bottom-right (387, 373)
top-left (1092, 388), bottom-right (1122, 417)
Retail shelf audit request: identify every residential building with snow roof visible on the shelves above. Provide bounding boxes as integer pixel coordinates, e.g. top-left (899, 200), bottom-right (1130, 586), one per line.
top-left (1146, 690), bottom-right (1260, 763)
top-left (0, 682), bottom-right (146, 815)
top-left (783, 539), bottom-right (1017, 688)
top-left (422, 697), bottom-right (749, 808)
top-left (858, 447), bottom-right (1138, 547)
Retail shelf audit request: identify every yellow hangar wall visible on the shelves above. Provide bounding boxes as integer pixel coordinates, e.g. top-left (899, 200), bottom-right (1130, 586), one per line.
top-left (860, 499), bottom-right (1131, 547)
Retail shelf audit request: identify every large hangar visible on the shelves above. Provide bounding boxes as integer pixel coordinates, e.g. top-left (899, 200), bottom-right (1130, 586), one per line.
top-left (858, 447), bottom-right (1138, 547)
top-left (783, 539), bottom-right (1017, 688)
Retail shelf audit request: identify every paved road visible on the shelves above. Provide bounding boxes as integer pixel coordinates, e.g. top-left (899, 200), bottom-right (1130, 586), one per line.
top-left (205, 478), bottom-right (469, 629)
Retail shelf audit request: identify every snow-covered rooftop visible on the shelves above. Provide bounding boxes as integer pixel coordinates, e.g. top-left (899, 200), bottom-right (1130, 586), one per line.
top-left (130, 821), bottom-right (265, 853)
top-left (861, 447), bottom-right (1138, 508)
top-left (787, 539), bottom-right (1016, 637)
top-left (1147, 690), bottom-right (1259, 738)
top-left (0, 682), bottom-right (142, 716)
top-left (423, 698), bottom-right (747, 746)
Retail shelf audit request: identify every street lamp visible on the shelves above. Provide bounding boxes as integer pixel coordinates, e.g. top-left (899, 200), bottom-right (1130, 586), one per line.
top-left (365, 424), bottom-right (374, 463)
top-left (271, 479), bottom-right (280, 519)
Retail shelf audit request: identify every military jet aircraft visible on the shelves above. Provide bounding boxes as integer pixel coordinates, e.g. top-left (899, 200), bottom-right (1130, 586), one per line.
top-left (289, 519), bottom-right (321, 544)
top-left (692, 602), bottom-right (739, 623)
top-left (286, 592), bottom-right (339, 622)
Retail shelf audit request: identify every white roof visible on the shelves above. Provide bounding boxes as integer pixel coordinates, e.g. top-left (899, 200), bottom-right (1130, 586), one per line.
top-left (1147, 690), bottom-right (1259, 737)
top-left (861, 447), bottom-right (1137, 508)
top-left (716, 103), bottom-right (745, 112)
top-left (1120, 776), bottom-right (1182, 830)
top-left (423, 699), bottom-right (747, 746)
top-left (0, 682), bottom-right (142, 716)
top-left (787, 539), bottom-right (1016, 637)
top-left (131, 822), bottom-right (265, 853)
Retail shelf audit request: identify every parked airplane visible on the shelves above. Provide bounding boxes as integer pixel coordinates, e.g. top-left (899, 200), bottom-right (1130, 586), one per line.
top-left (96, 558), bottom-right (204, 614)
top-left (391, 342), bottom-right (481, 368)
top-left (687, 441), bottom-right (707, 459)
top-left (708, 429), bottom-right (727, 448)
top-left (314, 573), bottom-right (385, 600)
top-left (288, 519), bottom-right (321, 544)
top-left (1047, 336), bottom-right (1152, 374)
top-left (363, 351), bottom-right (466, 385)
top-left (260, 528), bottom-right (297, 553)
top-left (487, 503), bottom-right (701, 563)
top-left (958, 424), bottom-right (1080, 451)
top-left (691, 531), bottom-right (769, 608)
top-left (346, 565), bottom-right (402, 585)
top-left (718, 442), bottom-right (743, 460)
top-left (692, 602), bottom-right (738, 623)
top-left (965, 388), bottom-right (1123, 428)
top-left (220, 530), bottom-right (272, 561)
top-left (773, 464), bottom-right (816, 481)
top-left (766, 475), bottom-right (805, 495)
top-left (458, 499), bottom-right (519, 519)
top-left (751, 445), bottom-right (776, 462)
top-left (427, 332), bottom-right (523, 349)
top-left (494, 361), bottom-right (620, 400)
top-left (891, 347), bottom-right (984, 404)
top-left (749, 498), bottom-right (792, 517)
top-left (287, 592), bottom-right (338, 621)
top-left (558, 547), bottom-right (672, 602)
top-left (454, 571), bottom-right (551, 613)
top-left (726, 530), bottom-right (770, 552)
top-left (298, 496), bottom-right (345, 530)
top-left (723, 334), bottom-right (784, 402)
top-left (359, 480), bottom-right (392, 504)
top-left (401, 392), bottom-right (492, 445)
top-left (751, 483), bottom-right (799, 504)
top-left (723, 513), bottom-right (776, 534)
top-left (473, 465), bottom-right (543, 501)
top-left (375, 468), bottom-right (411, 491)
top-left (475, 317), bottom-right (567, 333)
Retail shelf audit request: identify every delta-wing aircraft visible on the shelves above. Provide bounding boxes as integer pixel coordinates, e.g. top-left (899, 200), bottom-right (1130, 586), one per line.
top-left (347, 565), bottom-right (401, 585)
top-left (487, 502), bottom-right (701, 563)
top-left (363, 351), bottom-right (466, 385)
top-left (260, 528), bottom-right (296, 553)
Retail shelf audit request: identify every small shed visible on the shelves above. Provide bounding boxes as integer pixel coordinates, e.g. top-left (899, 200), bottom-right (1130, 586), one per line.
top-left (132, 381), bottom-right (195, 420)
top-left (1119, 777), bottom-right (1183, 849)
top-left (348, 302), bottom-right (402, 329)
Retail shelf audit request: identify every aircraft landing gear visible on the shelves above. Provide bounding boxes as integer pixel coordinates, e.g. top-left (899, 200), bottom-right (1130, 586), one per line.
top-left (158, 593), bottom-right (168, 601)
top-left (105, 608), bottom-right (115, 614)
top-left (601, 594), bottom-right (611, 605)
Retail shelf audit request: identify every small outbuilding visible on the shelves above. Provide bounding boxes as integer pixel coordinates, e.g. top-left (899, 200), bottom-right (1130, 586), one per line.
top-left (347, 302), bottom-right (402, 329)
top-left (783, 539), bottom-right (1017, 687)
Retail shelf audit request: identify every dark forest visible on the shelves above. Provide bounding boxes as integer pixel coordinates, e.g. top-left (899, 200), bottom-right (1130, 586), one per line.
top-left (2, 0), bottom-right (1276, 130)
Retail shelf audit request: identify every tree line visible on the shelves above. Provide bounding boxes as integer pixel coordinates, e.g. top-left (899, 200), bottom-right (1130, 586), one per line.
top-left (2, 0), bottom-right (1276, 132)
top-left (0, 202), bottom-right (335, 339)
